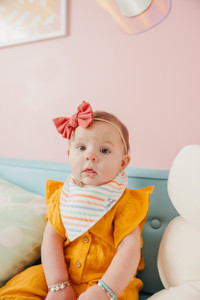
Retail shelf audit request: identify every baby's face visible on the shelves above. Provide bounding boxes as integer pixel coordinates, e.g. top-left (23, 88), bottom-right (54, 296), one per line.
top-left (68, 121), bottom-right (130, 186)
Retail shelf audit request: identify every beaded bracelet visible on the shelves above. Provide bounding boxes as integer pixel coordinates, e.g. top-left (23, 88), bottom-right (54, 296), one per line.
top-left (48, 281), bottom-right (70, 292)
top-left (98, 280), bottom-right (117, 300)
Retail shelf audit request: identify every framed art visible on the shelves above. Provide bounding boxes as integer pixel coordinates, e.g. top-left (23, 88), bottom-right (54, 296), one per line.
top-left (0, 0), bottom-right (67, 48)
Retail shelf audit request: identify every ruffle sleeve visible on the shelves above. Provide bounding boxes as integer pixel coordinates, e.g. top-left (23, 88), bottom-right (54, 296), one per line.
top-left (113, 186), bottom-right (154, 248)
top-left (45, 179), bottom-right (66, 239)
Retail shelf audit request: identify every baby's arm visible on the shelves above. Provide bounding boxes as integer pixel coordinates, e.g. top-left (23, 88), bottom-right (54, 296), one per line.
top-left (78, 226), bottom-right (141, 299)
top-left (102, 225), bottom-right (141, 296)
top-left (41, 221), bottom-right (77, 300)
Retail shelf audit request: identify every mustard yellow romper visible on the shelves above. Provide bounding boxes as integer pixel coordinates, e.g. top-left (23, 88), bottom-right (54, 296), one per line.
top-left (0, 180), bottom-right (153, 300)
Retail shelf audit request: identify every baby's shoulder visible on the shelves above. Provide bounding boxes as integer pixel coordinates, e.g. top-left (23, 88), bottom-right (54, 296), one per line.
top-left (45, 180), bottom-right (64, 204)
top-left (116, 186), bottom-right (153, 214)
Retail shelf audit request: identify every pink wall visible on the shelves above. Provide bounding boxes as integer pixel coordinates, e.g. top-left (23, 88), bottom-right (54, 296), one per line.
top-left (0, 0), bottom-right (200, 169)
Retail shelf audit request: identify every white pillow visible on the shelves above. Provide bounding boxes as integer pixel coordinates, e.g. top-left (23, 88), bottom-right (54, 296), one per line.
top-left (0, 178), bottom-right (46, 287)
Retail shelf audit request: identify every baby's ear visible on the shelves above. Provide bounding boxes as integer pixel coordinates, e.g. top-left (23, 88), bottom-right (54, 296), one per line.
top-left (121, 155), bottom-right (131, 171)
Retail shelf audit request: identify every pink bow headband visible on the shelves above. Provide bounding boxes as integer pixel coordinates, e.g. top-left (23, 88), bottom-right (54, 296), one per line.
top-left (53, 101), bottom-right (128, 153)
top-left (53, 101), bottom-right (93, 140)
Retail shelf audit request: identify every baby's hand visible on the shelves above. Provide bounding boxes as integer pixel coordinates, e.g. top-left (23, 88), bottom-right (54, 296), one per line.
top-left (78, 284), bottom-right (108, 299)
top-left (45, 285), bottom-right (77, 300)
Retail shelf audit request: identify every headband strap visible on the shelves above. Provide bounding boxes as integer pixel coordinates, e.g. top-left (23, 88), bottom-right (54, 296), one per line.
top-left (93, 118), bottom-right (128, 154)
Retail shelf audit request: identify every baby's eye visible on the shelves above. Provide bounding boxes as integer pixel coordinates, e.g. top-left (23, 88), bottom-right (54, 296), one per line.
top-left (100, 148), bottom-right (111, 154)
top-left (77, 145), bottom-right (86, 151)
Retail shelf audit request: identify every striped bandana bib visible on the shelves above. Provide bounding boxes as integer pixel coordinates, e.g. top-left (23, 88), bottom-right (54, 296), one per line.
top-left (60, 171), bottom-right (128, 241)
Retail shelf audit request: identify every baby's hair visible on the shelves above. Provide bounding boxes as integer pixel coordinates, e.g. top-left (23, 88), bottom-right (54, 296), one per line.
top-left (93, 111), bottom-right (130, 153)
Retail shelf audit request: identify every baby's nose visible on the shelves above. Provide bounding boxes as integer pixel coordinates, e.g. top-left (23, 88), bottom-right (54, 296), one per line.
top-left (86, 151), bottom-right (98, 161)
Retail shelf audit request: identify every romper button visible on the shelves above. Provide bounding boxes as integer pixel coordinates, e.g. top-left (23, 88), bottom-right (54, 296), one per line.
top-left (75, 261), bottom-right (81, 268)
top-left (83, 237), bottom-right (89, 243)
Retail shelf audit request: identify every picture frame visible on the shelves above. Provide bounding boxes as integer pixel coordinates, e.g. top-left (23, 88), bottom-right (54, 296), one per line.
top-left (0, 0), bottom-right (67, 48)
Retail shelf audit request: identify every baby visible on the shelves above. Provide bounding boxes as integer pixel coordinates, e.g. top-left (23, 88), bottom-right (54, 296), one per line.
top-left (0, 101), bottom-right (153, 300)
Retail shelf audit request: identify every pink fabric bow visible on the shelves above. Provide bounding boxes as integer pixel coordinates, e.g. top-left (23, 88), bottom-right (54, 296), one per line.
top-left (53, 101), bottom-right (94, 139)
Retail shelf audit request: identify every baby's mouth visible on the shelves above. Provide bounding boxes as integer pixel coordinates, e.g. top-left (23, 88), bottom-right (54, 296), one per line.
top-left (83, 168), bottom-right (97, 177)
